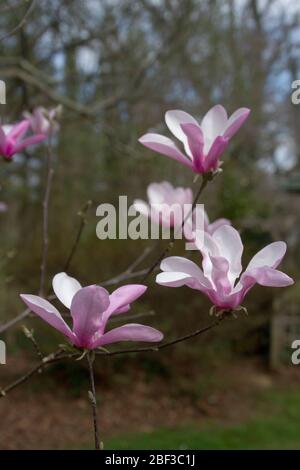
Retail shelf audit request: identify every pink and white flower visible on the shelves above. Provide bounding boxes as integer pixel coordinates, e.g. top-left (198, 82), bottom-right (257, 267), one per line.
top-left (139, 105), bottom-right (250, 174)
top-left (156, 225), bottom-right (293, 310)
top-left (24, 106), bottom-right (60, 136)
top-left (133, 181), bottom-right (193, 228)
top-left (0, 120), bottom-right (46, 160)
top-left (133, 181), bottom-right (230, 240)
top-left (20, 273), bottom-right (163, 349)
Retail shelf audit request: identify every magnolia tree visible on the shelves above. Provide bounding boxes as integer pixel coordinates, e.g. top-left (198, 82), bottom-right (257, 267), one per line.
top-left (0, 104), bottom-right (293, 450)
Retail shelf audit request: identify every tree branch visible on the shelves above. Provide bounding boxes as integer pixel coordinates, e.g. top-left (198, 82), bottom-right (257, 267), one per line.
top-left (0, 0), bottom-right (37, 43)
top-left (0, 311), bottom-right (229, 397)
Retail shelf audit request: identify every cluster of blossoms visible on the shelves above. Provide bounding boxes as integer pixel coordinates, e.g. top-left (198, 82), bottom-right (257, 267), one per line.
top-left (13, 104), bottom-right (293, 351)
top-left (0, 105), bottom-right (60, 161)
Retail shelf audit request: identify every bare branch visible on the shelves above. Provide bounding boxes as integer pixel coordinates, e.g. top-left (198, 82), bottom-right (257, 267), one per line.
top-left (63, 200), bottom-right (92, 272)
top-left (0, 0), bottom-right (37, 43)
top-left (0, 312), bottom-right (229, 398)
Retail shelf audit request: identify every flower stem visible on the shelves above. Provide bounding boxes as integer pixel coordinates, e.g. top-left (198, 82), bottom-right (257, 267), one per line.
top-left (87, 351), bottom-right (101, 450)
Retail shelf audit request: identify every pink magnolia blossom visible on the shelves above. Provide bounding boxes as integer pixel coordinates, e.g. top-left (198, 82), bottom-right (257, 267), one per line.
top-left (23, 106), bottom-right (60, 136)
top-left (0, 120), bottom-right (46, 160)
top-left (133, 181), bottom-right (230, 239)
top-left (139, 105), bottom-right (250, 174)
top-left (20, 273), bottom-right (163, 349)
top-left (133, 181), bottom-right (193, 227)
top-left (156, 225), bottom-right (293, 310)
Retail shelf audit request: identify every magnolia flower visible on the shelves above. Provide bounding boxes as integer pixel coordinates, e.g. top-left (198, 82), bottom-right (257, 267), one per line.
top-left (156, 225), bottom-right (293, 310)
top-left (139, 105), bottom-right (250, 174)
top-left (133, 181), bottom-right (230, 240)
top-left (24, 106), bottom-right (61, 136)
top-left (133, 181), bottom-right (193, 227)
top-left (0, 120), bottom-right (46, 160)
top-left (20, 273), bottom-right (163, 349)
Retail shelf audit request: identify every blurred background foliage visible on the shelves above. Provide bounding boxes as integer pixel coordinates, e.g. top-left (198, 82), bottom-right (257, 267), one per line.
top-left (0, 0), bottom-right (300, 425)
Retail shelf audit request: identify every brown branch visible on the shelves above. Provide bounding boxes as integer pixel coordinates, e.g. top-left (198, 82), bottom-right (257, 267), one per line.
top-left (96, 313), bottom-right (228, 357)
top-left (0, 349), bottom-right (74, 397)
top-left (63, 200), bottom-right (92, 272)
top-left (100, 246), bottom-right (154, 287)
top-left (0, 307), bottom-right (30, 334)
top-left (0, 312), bottom-right (229, 398)
top-left (22, 325), bottom-right (44, 360)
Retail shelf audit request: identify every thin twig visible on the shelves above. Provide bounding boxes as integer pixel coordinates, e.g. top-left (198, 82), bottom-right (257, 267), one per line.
top-left (0, 307), bottom-right (30, 334)
top-left (100, 246), bottom-right (154, 287)
top-left (96, 313), bottom-right (228, 357)
top-left (64, 200), bottom-right (92, 272)
top-left (0, 312), bottom-right (229, 397)
top-left (87, 352), bottom-right (101, 450)
top-left (22, 325), bottom-right (44, 360)
top-left (0, 349), bottom-right (73, 397)
top-left (0, 0), bottom-right (37, 42)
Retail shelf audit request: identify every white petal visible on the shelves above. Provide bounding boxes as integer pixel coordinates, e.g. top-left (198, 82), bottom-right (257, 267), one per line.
top-left (160, 256), bottom-right (211, 288)
top-left (52, 272), bottom-right (82, 309)
top-left (246, 241), bottom-right (287, 271)
top-left (212, 225), bottom-right (243, 285)
top-left (200, 105), bottom-right (228, 153)
top-left (165, 110), bottom-right (200, 157)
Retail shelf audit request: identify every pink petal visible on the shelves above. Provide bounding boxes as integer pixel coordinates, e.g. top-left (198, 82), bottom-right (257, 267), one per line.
top-left (20, 294), bottom-right (75, 340)
top-left (70, 285), bottom-right (110, 346)
top-left (0, 126), bottom-right (6, 147)
top-left (7, 120), bottom-right (29, 140)
top-left (245, 267), bottom-right (294, 288)
top-left (13, 134), bottom-right (46, 154)
top-left (100, 284), bottom-right (147, 331)
top-left (93, 323), bottom-right (163, 347)
top-left (180, 123), bottom-right (205, 171)
top-left (224, 108), bottom-right (250, 139)
top-left (204, 135), bottom-right (228, 171)
top-left (210, 255), bottom-right (232, 294)
top-left (139, 133), bottom-right (193, 169)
